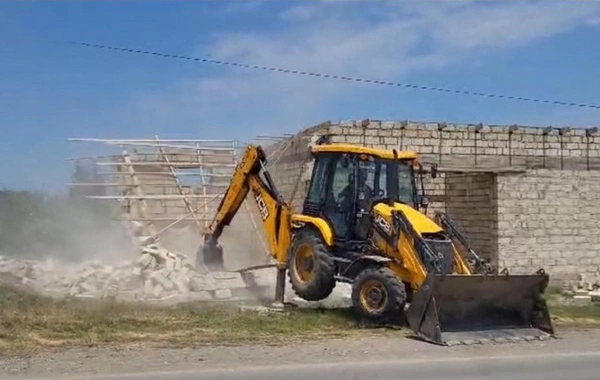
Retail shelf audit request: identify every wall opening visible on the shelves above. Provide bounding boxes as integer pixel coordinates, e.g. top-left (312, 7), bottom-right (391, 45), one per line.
top-left (444, 172), bottom-right (498, 269)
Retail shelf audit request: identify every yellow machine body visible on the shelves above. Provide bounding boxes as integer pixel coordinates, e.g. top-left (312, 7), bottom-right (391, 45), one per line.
top-left (198, 142), bottom-right (555, 346)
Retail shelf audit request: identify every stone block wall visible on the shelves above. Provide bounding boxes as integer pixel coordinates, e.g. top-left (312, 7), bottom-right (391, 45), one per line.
top-left (263, 125), bottom-right (323, 212)
top-left (444, 173), bottom-right (498, 266)
top-left (325, 119), bottom-right (600, 170)
top-left (263, 119), bottom-right (600, 282)
top-left (496, 170), bottom-right (600, 281)
top-left (268, 118), bottom-right (600, 214)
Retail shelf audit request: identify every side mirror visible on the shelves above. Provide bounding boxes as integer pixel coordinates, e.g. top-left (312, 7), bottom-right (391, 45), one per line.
top-left (430, 164), bottom-right (438, 179)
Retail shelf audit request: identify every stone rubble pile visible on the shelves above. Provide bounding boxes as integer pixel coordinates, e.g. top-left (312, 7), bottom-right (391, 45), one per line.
top-left (564, 270), bottom-right (600, 304)
top-left (0, 243), bottom-right (271, 304)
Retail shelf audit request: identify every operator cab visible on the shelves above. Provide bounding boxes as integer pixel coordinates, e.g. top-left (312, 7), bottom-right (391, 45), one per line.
top-left (302, 144), bottom-right (426, 243)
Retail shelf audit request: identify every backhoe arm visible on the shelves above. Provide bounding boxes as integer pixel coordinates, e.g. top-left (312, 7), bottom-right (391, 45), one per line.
top-left (200, 145), bottom-right (292, 271)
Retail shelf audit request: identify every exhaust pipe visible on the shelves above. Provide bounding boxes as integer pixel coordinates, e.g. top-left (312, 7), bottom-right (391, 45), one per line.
top-left (405, 270), bottom-right (555, 345)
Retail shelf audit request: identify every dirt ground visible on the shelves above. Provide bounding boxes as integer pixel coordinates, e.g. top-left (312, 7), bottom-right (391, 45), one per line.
top-left (1, 327), bottom-right (599, 379)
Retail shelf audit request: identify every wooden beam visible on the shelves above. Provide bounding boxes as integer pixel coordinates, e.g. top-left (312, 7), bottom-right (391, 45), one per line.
top-left (68, 140), bottom-right (243, 151)
top-left (154, 134), bottom-right (203, 231)
top-left (436, 166), bottom-right (527, 174)
top-left (120, 147), bottom-right (158, 241)
top-left (115, 217), bottom-right (213, 222)
top-left (86, 194), bottom-right (225, 200)
top-left (96, 162), bottom-right (236, 168)
top-left (66, 152), bottom-right (237, 161)
top-left (68, 138), bottom-right (242, 143)
top-left (66, 182), bottom-right (195, 187)
top-left (96, 172), bottom-right (232, 177)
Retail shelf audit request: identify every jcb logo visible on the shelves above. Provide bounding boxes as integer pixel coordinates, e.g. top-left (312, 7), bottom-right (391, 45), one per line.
top-left (254, 190), bottom-right (269, 220)
top-left (374, 214), bottom-right (392, 235)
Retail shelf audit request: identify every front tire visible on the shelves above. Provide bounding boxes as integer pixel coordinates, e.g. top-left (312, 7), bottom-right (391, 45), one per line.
top-left (287, 228), bottom-right (336, 301)
top-left (351, 266), bottom-right (407, 324)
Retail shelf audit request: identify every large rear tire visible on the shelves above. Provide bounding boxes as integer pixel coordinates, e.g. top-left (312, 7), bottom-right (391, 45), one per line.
top-left (351, 266), bottom-right (407, 324)
top-left (287, 229), bottom-right (336, 301)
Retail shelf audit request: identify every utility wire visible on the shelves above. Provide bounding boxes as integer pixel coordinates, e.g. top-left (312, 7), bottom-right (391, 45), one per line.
top-left (70, 41), bottom-right (600, 110)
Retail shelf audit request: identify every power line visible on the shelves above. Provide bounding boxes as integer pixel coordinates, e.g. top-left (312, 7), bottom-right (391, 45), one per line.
top-left (70, 41), bottom-right (600, 110)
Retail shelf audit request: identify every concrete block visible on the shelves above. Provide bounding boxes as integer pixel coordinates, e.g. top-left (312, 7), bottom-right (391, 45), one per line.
top-left (79, 267), bottom-right (96, 280)
top-left (150, 271), bottom-right (174, 291)
top-left (172, 276), bottom-right (190, 294)
top-left (165, 258), bottom-right (175, 271)
top-left (210, 272), bottom-right (247, 289)
top-left (189, 291), bottom-right (213, 302)
top-left (68, 285), bottom-right (81, 297)
top-left (573, 295), bottom-right (592, 305)
top-left (589, 291), bottom-right (600, 302)
top-left (80, 281), bottom-right (99, 294)
top-left (161, 268), bottom-right (175, 279)
top-left (179, 266), bottom-right (192, 277)
top-left (190, 276), bottom-right (217, 291)
top-left (137, 235), bottom-right (154, 245)
top-left (103, 286), bottom-right (118, 299)
top-left (152, 284), bottom-right (163, 298)
top-left (248, 270), bottom-right (276, 287)
top-left (157, 292), bottom-right (188, 305)
top-left (74, 293), bottom-right (96, 299)
top-left (215, 288), bottom-right (232, 299)
top-left (143, 279), bottom-right (154, 295)
top-left (174, 257), bottom-right (183, 270)
top-left (44, 288), bottom-right (70, 298)
top-left (137, 253), bottom-right (155, 269)
top-left (116, 290), bottom-right (138, 303)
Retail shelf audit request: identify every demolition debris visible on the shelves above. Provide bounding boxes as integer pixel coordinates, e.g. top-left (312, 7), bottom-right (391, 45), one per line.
top-left (564, 272), bottom-right (600, 304)
top-left (0, 246), bottom-right (271, 304)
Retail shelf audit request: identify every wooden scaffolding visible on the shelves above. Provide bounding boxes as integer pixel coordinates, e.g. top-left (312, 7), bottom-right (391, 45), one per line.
top-left (67, 134), bottom-right (296, 264)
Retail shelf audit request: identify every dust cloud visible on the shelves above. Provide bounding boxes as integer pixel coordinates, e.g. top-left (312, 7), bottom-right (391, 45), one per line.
top-left (0, 197), bottom-right (137, 266)
top-left (214, 216), bottom-right (353, 309)
top-left (0, 190), bottom-right (350, 309)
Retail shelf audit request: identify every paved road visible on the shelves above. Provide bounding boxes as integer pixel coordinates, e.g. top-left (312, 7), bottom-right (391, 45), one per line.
top-left (12, 350), bottom-right (600, 380)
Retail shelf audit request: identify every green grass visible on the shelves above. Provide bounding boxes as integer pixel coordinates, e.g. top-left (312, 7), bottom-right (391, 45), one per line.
top-left (1, 282), bottom-right (599, 355)
top-left (547, 291), bottom-right (600, 326)
top-left (0, 284), bottom-right (389, 355)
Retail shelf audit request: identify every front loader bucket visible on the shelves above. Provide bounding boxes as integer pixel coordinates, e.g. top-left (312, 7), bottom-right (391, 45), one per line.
top-left (405, 272), bottom-right (555, 346)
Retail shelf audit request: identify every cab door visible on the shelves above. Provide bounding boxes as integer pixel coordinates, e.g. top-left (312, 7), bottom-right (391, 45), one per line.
top-left (302, 153), bottom-right (357, 240)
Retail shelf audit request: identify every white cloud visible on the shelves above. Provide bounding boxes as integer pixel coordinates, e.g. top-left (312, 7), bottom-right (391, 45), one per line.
top-left (219, 0), bottom-right (266, 14)
top-left (128, 0), bottom-right (600, 138)
top-left (279, 4), bottom-right (320, 21)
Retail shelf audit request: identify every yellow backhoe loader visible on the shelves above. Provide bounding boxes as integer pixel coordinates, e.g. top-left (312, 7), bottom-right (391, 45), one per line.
top-left (197, 141), bottom-right (555, 346)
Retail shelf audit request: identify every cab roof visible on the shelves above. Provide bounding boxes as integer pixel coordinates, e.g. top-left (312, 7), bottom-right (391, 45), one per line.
top-left (310, 143), bottom-right (417, 160)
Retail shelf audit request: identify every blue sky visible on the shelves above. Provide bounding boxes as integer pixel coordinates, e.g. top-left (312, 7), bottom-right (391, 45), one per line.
top-left (1, 0), bottom-right (600, 192)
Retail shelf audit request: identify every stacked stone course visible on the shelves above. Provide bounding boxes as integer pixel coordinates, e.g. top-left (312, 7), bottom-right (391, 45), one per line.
top-left (266, 119), bottom-right (600, 284)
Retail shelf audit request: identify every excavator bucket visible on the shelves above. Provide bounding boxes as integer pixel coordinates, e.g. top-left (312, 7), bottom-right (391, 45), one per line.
top-left (405, 271), bottom-right (555, 346)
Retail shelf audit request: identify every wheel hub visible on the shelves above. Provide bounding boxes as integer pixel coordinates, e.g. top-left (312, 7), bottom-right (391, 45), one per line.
top-left (360, 280), bottom-right (388, 313)
top-left (294, 245), bottom-right (315, 283)
top-left (300, 256), bottom-right (314, 272)
top-left (366, 287), bottom-right (384, 306)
